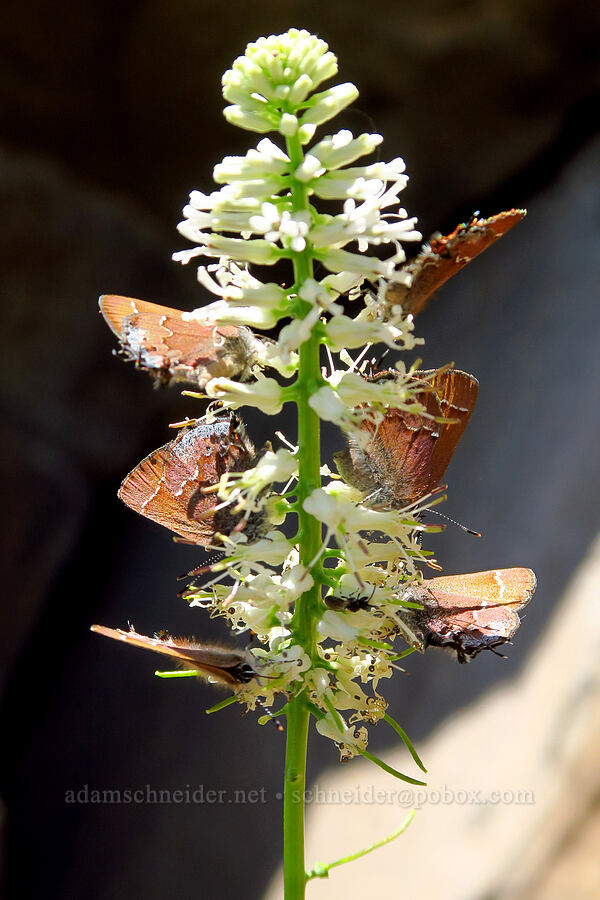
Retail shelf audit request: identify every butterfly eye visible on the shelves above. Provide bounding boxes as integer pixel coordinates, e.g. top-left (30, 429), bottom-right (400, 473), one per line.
top-left (237, 662), bottom-right (258, 683)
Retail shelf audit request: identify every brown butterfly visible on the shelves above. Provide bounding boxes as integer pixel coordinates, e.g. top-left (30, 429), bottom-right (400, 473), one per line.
top-left (90, 626), bottom-right (260, 686)
top-left (119, 413), bottom-right (266, 545)
top-left (397, 568), bottom-right (537, 662)
top-left (334, 368), bottom-right (478, 508)
top-left (99, 295), bottom-right (268, 388)
top-left (384, 209), bottom-right (525, 318)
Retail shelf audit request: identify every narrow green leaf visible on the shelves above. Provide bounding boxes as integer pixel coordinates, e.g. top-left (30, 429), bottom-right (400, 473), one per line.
top-left (154, 669), bottom-right (196, 678)
top-left (388, 647), bottom-right (417, 661)
top-left (359, 748), bottom-right (427, 786)
top-left (383, 713), bottom-right (427, 772)
top-left (205, 695), bottom-right (238, 714)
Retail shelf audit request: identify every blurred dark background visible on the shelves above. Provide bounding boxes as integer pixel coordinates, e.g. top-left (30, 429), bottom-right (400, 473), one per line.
top-left (1, 2), bottom-right (599, 898)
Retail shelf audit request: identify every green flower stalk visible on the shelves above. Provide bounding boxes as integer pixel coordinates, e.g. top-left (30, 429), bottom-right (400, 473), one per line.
top-left (94, 27), bottom-right (536, 900)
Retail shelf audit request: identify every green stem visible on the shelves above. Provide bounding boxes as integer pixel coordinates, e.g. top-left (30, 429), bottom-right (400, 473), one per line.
top-left (282, 128), bottom-right (324, 900)
top-left (306, 811), bottom-right (415, 881)
top-left (283, 696), bottom-right (309, 898)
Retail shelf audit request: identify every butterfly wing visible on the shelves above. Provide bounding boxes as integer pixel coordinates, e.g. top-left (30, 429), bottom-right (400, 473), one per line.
top-left (385, 210), bottom-right (525, 317)
top-left (336, 369), bottom-right (478, 507)
top-left (427, 568), bottom-right (537, 610)
top-left (415, 368), bottom-right (479, 494)
top-left (402, 568), bottom-right (537, 661)
top-left (90, 626), bottom-right (255, 686)
top-left (99, 295), bottom-right (256, 387)
top-left (118, 417), bottom-right (259, 544)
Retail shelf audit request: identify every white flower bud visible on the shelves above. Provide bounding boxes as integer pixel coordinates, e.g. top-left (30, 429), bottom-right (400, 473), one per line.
top-left (287, 73), bottom-right (314, 104)
top-left (318, 246), bottom-right (397, 278)
top-left (294, 153), bottom-right (324, 182)
top-left (278, 113), bottom-right (299, 136)
top-left (299, 83), bottom-right (359, 126)
top-left (223, 105), bottom-right (275, 133)
top-left (311, 131), bottom-right (383, 170)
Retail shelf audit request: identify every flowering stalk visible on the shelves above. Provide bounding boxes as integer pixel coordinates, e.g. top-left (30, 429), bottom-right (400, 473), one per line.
top-left (97, 28), bottom-right (537, 900)
top-left (171, 31), bottom-right (432, 897)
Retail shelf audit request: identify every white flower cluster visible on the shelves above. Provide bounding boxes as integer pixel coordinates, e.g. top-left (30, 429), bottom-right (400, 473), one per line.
top-left (171, 29), bottom-right (433, 761)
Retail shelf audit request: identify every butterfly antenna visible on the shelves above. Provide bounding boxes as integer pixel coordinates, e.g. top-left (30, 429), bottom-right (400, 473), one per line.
top-left (176, 552), bottom-right (224, 582)
top-left (255, 697), bottom-right (285, 732)
top-left (428, 508), bottom-right (481, 537)
top-left (247, 660), bottom-right (284, 731)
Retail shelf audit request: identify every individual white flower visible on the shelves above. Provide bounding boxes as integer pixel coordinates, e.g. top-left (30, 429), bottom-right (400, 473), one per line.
top-left (324, 312), bottom-right (418, 351)
top-left (335, 370), bottom-right (426, 412)
top-left (312, 174), bottom-right (384, 202)
top-left (317, 245), bottom-right (405, 279)
top-left (213, 139), bottom-right (290, 182)
top-left (307, 130), bottom-right (383, 171)
top-left (212, 530), bottom-right (293, 569)
top-left (261, 342), bottom-right (300, 377)
top-left (205, 375), bottom-right (285, 414)
top-left (184, 298), bottom-right (283, 329)
top-left (308, 384), bottom-right (383, 437)
top-left (278, 113), bottom-right (300, 137)
top-left (193, 262), bottom-right (293, 320)
top-left (320, 270), bottom-right (365, 298)
top-left (266, 626), bottom-right (294, 653)
top-left (308, 385), bottom-right (353, 427)
top-left (276, 306), bottom-right (322, 360)
top-left (315, 711), bottom-right (368, 760)
top-left (307, 158), bottom-right (405, 200)
top-left (336, 648), bottom-right (393, 693)
top-left (299, 83), bottom-right (359, 127)
top-left (280, 564), bottom-right (315, 600)
top-left (293, 153), bottom-right (324, 182)
top-left (173, 233), bottom-right (280, 267)
top-left (265, 495), bottom-right (293, 526)
top-left (226, 598), bottom-right (285, 635)
top-left (307, 667), bottom-right (331, 698)
top-left (341, 531), bottom-right (435, 573)
top-left (317, 610), bottom-right (361, 642)
top-left (265, 642), bottom-right (312, 684)
top-left (303, 488), bottom-right (422, 542)
top-left (223, 105), bottom-right (279, 134)
top-left (297, 277), bottom-right (329, 307)
top-left (218, 449), bottom-right (298, 509)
